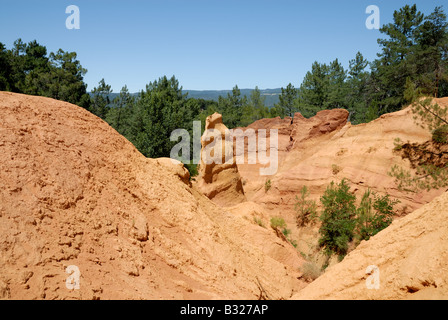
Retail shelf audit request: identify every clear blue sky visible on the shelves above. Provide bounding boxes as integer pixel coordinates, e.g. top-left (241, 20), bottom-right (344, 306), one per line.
top-left (0, 0), bottom-right (445, 92)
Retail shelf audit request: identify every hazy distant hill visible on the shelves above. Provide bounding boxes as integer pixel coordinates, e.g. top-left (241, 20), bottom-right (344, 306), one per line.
top-left (105, 88), bottom-right (281, 108)
top-left (185, 88), bottom-right (281, 108)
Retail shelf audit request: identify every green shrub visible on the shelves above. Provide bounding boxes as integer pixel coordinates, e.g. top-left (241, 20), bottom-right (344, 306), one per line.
top-left (185, 163), bottom-right (198, 178)
top-left (253, 217), bottom-right (265, 228)
top-left (332, 164), bottom-right (342, 175)
top-left (294, 186), bottom-right (318, 227)
top-left (265, 179), bottom-right (272, 192)
top-left (432, 125), bottom-right (448, 144)
top-left (282, 227), bottom-right (291, 238)
top-left (318, 179), bottom-right (357, 257)
top-left (270, 217), bottom-right (295, 247)
top-left (393, 137), bottom-right (404, 151)
top-left (356, 189), bottom-right (373, 240)
top-left (356, 190), bottom-right (400, 241)
top-left (270, 217), bottom-right (287, 230)
top-left (289, 238), bottom-right (298, 248)
top-left (317, 179), bottom-right (400, 259)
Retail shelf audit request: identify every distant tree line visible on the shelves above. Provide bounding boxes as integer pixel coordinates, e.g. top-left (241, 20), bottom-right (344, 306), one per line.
top-left (1, 4), bottom-right (447, 174)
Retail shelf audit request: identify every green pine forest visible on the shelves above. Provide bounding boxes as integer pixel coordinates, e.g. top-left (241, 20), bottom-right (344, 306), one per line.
top-left (1, 4), bottom-right (447, 176)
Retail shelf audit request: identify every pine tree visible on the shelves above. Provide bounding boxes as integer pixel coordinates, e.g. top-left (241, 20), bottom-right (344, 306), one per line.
top-left (325, 59), bottom-right (348, 110)
top-left (296, 60), bottom-right (348, 118)
top-left (106, 85), bottom-right (135, 139)
top-left (90, 78), bottom-right (112, 119)
top-left (318, 179), bottom-right (357, 257)
top-left (0, 42), bottom-right (12, 90)
top-left (297, 62), bottom-right (328, 118)
top-left (46, 49), bottom-right (90, 109)
top-left (129, 75), bottom-right (196, 159)
top-left (414, 6), bottom-right (448, 97)
top-left (250, 86), bottom-right (269, 120)
top-left (9, 39), bottom-right (27, 92)
top-left (346, 52), bottom-right (371, 124)
top-left (273, 83), bottom-right (298, 118)
top-left (218, 85), bottom-right (247, 128)
top-left (240, 86), bottom-right (269, 126)
top-left (2, 39), bottom-right (90, 109)
top-left (372, 4), bottom-right (425, 114)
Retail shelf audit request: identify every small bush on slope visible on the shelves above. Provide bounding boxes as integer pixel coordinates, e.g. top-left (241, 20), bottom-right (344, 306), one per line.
top-left (318, 179), bottom-right (400, 259)
top-left (294, 186), bottom-right (318, 227)
top-left (318, 179), bottom-right (357, 258)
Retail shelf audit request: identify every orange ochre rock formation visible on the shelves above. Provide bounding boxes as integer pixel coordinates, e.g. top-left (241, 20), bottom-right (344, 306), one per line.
top-left (1, 91), bottom-right (448, 300)
top-left (237, 105), bottom-right (447, 216)
top-left (196, 113), bottom-right (246, 207)
top-left (0, 92), bottom-right (305, 300)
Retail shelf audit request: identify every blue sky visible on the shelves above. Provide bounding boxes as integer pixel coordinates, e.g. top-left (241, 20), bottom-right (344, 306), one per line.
top-left (0, 0), bottom-right (445, 92)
